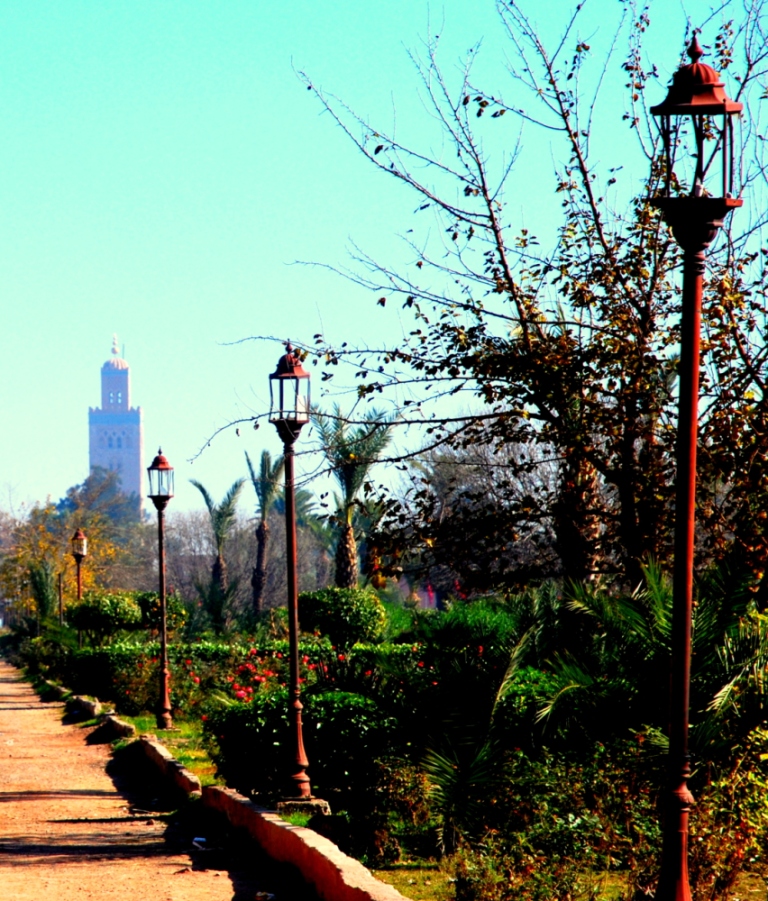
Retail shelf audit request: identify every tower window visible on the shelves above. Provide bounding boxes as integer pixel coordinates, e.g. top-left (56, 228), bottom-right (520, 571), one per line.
top-left (117, 437), bottom-right (122, 449)
top-left (117, 391), bottom-right (122, 404)
top-left (108, 437), bottom-right (113, 449)
top-left (109, 392), bottom-right (114, 404)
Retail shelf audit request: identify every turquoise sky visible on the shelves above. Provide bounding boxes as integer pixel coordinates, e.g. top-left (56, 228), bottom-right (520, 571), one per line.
top-left (0, 0), bottom-right (728, 515)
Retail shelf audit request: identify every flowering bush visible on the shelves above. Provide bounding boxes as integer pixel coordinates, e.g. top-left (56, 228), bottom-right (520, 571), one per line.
top-left (19, 635), bottom-right (334, 717)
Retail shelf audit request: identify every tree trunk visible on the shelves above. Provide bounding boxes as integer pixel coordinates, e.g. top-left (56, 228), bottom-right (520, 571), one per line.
top-left (335, 523), bottom-right (359, 588)
top-left (212, 553), bottom-right (228, 593)
top-left (252, 518), bottom-right (269, 617)
top-left (552, 453), bottom-right (601, 582)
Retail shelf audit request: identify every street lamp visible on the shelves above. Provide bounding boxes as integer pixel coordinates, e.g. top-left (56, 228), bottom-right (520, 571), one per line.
top-left (650, 36), bottom-right (743, 901)
top-left (71, 529), bottom-right (88, 601)
top-left (269, 343), bottom-right (313, 800)
top-left (147, 447), bottom-right (175, 731)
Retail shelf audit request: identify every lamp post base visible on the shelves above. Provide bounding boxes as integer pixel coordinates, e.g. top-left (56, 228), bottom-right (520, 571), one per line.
top-left (277, 798), bottom-right (331, 818)
top-left (156, 712), bottom-right (173, 731)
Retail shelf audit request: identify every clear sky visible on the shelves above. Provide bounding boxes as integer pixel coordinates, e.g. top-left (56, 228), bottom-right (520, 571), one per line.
top-left (0, 0), bottom-right (728, 515)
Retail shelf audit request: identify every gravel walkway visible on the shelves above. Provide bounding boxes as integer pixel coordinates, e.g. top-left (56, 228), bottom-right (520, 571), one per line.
top-left (0, 660), bottom-right (317, 900)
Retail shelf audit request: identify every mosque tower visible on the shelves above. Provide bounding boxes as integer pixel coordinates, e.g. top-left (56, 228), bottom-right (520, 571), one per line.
top-left (88, 336), bottom-right (144, 504)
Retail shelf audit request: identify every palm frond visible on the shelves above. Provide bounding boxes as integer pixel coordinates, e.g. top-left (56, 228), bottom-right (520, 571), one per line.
top-left (189, 479), bottom-right (215, 516)
top-left (211, 478), bottom-right (245, 551)
top-left (312, 404), bottom-right (394, 510)
top-left (245, 450), bottom-right (284, 519)
top-left (536, 652), bottom-right (596, 723)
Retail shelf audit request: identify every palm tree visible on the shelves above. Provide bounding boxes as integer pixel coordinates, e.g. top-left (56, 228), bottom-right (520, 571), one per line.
top-left (245, 450), bottom-right (284, 617)
top-left (28, 560), bottom-right (56, 623)
top-left (313, 405), bottom-right (393, 588)
top-left (189, 478), bottom-right (245, 594)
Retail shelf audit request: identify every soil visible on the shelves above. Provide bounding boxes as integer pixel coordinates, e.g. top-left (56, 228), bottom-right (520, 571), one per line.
top-left (0, 661), bottom-right (319, 900)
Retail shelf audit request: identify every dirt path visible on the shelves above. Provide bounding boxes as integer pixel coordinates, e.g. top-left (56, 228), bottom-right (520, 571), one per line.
top-left (0, 661), bottom-right (317, 900)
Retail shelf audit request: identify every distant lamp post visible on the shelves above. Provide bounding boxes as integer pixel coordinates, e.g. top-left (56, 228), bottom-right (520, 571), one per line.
top-left (270, 343), bottom-right (313, 800)
top-left (71, 529), bottom-right (88, 601)
top-left (650, 36), bottom-right (743, 901)
top-left (147, 448), bottom-right (175, 731)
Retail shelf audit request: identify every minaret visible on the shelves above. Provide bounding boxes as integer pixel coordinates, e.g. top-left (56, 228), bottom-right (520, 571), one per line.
top-left (88, 336), bottom-right (144, 506)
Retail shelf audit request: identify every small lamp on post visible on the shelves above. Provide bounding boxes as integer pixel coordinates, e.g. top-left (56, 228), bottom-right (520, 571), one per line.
top-left (147, 448), bottom-right (175, 731)
top-left (650, 36), bottom-right (743, 901)
top-left (71, 529), bottom-right (88, 601)
top-left (269, 343), bottom-right (314, 802)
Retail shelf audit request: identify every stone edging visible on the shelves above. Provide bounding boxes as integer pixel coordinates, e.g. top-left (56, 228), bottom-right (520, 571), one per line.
top-left (202, 786), bottom-right (411, 901)
top-left (32, 674), bottom-right (414, 901)
top-left (131, 737), bottom-right (412, 901)
top-left (66, 695), bottom-right (102, 719)
top-left (136, 734), bottom-right (202, 799)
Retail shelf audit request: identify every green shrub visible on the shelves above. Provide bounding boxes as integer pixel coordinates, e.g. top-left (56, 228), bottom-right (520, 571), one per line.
top-left (299, 587), bottom-right (386, 648)
top-left (68, 592), bottom-right (142, 644)
top-left (204, 688), bottom-right (397, 809)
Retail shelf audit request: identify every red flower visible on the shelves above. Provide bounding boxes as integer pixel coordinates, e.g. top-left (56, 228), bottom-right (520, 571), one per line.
top-left (417, 661), bottom-right (425, 668)
top-left (235, 690), bottom-right (246, 699)
top-left (338, 654), bottom-right (346, 662)
top-left (193, 676), bottom-right (200, 684)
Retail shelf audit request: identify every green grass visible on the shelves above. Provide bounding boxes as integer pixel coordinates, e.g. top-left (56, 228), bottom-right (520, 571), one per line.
top-left (280, 811), bottom-right (312, 828)
top-left (115, 713), bottom-right (223, 787)
top-left (373, 862), bottom-right (453, 901)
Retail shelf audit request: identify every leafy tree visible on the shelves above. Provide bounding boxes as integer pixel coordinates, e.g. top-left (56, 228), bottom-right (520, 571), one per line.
top-left (313, 405), bottom-right (393, 588)
top-left (0, 498), bottom-right (127, 608)
top-left (56, 466), bottom-right (140, 527)
top-left (245, 450), bottom-right (284, 617)
top-left (296, 2), bottom-right (768, 590)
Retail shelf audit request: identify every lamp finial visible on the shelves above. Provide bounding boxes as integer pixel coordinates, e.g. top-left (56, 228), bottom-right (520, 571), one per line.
top-left (687, 35), bottom-right (704, 64)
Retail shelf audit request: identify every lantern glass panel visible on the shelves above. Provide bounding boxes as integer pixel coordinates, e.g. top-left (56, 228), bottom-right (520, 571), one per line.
top-left (71, 533), bottom-right (87, 558)
top-left (658, 112), bottom-right (735, 199)
top-left (270, 375), bottom-right (310, 424)
top-left (148, 465), bottom-right (174, 498)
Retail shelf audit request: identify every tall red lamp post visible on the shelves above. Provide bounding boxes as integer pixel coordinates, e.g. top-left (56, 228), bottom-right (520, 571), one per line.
top-left (147, 448), bottom-right (175, 731)
top-left (650, 37), bottom-right (742, 901)
top-left (71, 529), bottom-right (88, 601)
top-left (269, 344), bottom-right (313, 800)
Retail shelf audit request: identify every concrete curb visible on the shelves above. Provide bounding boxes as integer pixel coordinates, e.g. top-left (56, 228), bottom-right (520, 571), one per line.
top-left (43, 680), bottom-right (68, 700)
top-left (136, 734), bottom-right (202, 799)
top-left (102, 714), bottom-right (136, 739)
top-left (31, 673), bottom-right (414, 901)
top-left (202, 786), bottom-right (412, 901)
top-left (66, 695), bottom-right (102, 719)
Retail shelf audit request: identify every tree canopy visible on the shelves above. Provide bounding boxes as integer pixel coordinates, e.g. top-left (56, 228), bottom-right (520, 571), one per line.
top-left (277, 1), bottom-right (768, 594)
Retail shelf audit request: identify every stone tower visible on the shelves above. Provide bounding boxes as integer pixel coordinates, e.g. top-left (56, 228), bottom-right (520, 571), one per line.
top-left (88, 336), bottom-right (144, 504)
